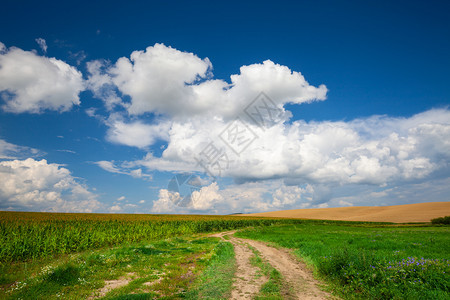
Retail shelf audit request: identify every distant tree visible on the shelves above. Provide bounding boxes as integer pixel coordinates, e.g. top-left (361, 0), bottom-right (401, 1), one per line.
top-left (431, 216), bottom-right (450, 225)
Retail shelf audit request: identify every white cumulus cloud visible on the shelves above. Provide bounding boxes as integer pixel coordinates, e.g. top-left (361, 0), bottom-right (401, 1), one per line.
top-left (130, 109), bottom-right (450, 195)
top-left (0, 43), bottom-right (84, 113)
top-left (0, 158), bottom-right (100, 212)
top-left (272, 184), bottom-right (312, 208)
top-left (82, 43), bottom-right (450, 211)
top-left (110, 205), bottom-right (122, 212)
top-left (110, 43), bottom-right (212, 116)
top-left (106, 118), bottom-right (170, 149)
top-left (151, 189), bottom-right (183, 213)
top-left (86, 60), bottom-right (123, 111)
top-left (190, 182), bottom-right (223, 210)
top-left (88, 43), bottom-right (327, 120)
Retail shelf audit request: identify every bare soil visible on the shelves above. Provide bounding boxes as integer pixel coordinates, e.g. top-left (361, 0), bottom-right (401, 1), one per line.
top-left (240, 201), bottom-right (450, 223)
top-left (229, 237), bottom-right (268, 299)
top-left (88, 272), bottom-right (135, 299)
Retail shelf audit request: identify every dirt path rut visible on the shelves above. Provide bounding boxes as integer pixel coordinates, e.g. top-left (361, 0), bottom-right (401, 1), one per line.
top-left (229, 237), bottom-right (268, 299)
top-left (210, 231), bottom-right (267, 299)
top-left (242, 238), bottom-right (331, 299)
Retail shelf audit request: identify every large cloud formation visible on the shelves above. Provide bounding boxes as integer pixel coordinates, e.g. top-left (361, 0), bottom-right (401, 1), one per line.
top-left (88, 43), bottom-right (327, 118)
top-left (0, 42), bottom-right (84, 113)
top-left (87, 43), bottom-right (329, 159)
top-left (1, 42), bottom-right (447, 213)
top-left (87, 44), bottom-right (450, 213)
top-left (123, 108), bottom-right (450, 187)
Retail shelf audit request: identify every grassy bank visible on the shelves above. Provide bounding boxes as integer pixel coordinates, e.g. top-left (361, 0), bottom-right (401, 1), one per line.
top-left (236, 223), bottom-right (450, 299)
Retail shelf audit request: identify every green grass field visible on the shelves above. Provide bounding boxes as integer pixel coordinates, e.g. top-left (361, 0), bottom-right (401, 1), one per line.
top-left (236, 223), bottom-right (450, 299)
top-left (1, 211), bottom-right (449, 299)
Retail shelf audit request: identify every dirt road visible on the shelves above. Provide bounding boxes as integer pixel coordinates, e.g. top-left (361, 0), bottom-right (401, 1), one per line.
top-left (240, 238), bottom-right (331, 299)
top-left (229, 237), bottom-right (268, 299)
top-left (212, 231), bottom-right (333, 300)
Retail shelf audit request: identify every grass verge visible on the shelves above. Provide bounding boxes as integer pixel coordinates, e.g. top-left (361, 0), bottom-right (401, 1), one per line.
top-left (185, 240), bottom-right (236, 299)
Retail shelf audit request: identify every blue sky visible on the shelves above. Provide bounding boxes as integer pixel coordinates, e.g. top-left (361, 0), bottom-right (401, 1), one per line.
top-left (0, 0), bottom-right (449, 213)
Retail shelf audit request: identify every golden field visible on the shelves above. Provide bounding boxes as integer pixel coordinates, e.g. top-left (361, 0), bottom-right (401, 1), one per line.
top-left (241, 201), bottom-right (450, 223)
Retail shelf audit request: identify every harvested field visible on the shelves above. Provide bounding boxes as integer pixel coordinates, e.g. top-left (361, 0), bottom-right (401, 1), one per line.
top-left (241, 201), bottom-right (450, 223)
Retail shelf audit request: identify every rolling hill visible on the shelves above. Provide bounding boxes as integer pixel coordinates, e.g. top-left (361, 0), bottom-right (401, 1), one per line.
top-left (241, 201), bottom-right (450, 223)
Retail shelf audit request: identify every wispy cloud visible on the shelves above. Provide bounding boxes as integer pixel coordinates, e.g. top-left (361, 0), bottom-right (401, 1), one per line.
top-left (56, 149), bottom-right (76, 154)
top-left (94, 160), bottom-right (152, 180)
top-left (0, 139), bottom-right (43, 159)
top-left (35, 38), bottom-right (47, 53)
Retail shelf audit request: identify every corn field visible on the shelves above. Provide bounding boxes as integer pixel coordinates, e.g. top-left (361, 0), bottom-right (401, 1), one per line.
top-left (0, 211), bottom-right (301, 262)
